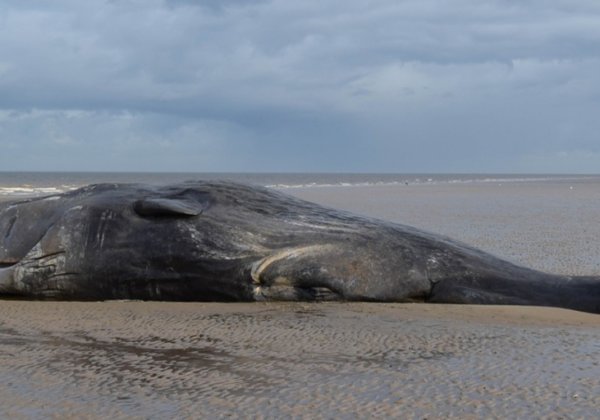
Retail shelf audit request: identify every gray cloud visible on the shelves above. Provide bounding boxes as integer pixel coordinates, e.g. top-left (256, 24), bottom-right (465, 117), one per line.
top-left (1, 0), bottom-right (599, 172)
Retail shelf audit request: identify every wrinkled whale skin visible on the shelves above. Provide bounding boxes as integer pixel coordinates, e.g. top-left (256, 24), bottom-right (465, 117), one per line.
top-left (0, 181), bottom-right (598, 313)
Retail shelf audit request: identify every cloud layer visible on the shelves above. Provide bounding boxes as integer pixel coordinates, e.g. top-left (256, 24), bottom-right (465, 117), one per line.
top-left (1, 0), bottom-right (599, 172)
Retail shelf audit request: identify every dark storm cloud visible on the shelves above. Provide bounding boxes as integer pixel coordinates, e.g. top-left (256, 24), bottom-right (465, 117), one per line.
top-left (0, 0), bottom-right (599, 171)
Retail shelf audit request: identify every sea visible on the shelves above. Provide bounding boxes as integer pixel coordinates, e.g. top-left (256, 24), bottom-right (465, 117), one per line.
top-left (0, 172), bottom-right (598, 197)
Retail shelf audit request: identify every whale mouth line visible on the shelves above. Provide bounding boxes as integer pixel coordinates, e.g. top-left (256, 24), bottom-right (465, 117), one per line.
top-left (253, 284), bottom-right (341, 301)
top-left (0, 263), bottom-right (16, 293)
top-left (0, 262), bottom-right (16, 269)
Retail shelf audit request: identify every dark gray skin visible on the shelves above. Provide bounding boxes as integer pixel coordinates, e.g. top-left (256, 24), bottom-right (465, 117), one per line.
top-left (0, 181), bottom-right (598, 313)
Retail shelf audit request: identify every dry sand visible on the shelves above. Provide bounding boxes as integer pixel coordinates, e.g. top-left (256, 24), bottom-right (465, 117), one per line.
top-left (1, 181), bottom-right (599, 418)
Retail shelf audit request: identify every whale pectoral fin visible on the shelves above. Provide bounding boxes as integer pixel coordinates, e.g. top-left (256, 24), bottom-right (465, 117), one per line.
top-left (133, 198), bottom-right (207, 217)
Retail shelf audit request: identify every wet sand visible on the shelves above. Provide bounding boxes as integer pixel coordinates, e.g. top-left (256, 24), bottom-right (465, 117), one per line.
top-left (1, 181), bottom-right (599, 418)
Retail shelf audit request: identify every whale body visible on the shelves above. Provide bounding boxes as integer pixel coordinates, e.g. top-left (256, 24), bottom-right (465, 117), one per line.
top-left (0, 181), bottom-right (598, 313)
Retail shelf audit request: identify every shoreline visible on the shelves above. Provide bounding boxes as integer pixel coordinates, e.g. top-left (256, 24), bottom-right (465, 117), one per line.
top-left (2, 173), bottom-right (599, 198)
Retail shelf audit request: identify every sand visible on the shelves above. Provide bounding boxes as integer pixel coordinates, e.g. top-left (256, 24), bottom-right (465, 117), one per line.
top-left (1, 180), bottom-right (599, 418)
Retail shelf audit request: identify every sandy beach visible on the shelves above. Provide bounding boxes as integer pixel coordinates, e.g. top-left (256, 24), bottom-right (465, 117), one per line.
top-left (1, 180), bottom-right (599, 418)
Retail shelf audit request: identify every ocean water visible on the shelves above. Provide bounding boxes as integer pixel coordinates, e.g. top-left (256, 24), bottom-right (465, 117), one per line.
top-left (0, 172), bottom-right (597, 196)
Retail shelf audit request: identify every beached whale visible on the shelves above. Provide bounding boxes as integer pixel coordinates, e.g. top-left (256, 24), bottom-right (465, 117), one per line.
top-left (0, 181), bottom-right (598, 313)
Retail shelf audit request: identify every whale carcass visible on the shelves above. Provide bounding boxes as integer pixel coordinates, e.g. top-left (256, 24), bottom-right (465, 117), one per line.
top-left (0, 181), bottom-right (598, 313)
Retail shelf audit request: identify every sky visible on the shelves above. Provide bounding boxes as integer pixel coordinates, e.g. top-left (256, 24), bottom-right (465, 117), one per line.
top-left (1, 0), bottom-right (599, 173)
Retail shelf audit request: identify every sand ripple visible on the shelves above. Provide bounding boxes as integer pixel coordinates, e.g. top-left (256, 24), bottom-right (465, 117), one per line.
top-left (0, 301), bottom-right (598, 418)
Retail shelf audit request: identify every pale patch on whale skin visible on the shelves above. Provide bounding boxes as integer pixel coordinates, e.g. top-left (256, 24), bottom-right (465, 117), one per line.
top-left (2, 243), bottom-right (73, 297)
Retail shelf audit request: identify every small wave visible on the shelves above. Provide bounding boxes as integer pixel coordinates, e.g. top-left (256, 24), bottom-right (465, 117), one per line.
top-left (0, 185), bottom-right (78, 196)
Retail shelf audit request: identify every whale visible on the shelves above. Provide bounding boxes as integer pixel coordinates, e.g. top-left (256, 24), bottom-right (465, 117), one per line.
top-left (0, 181), bottom-right (598, 313)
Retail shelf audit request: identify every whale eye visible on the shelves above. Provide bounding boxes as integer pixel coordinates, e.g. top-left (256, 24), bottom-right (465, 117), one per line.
top-left (133, 198), bottom-right (207, 217)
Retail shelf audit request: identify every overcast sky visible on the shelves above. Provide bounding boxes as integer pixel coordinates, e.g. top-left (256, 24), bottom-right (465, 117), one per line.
top-left (1, 0), bottom-right (599, 173)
